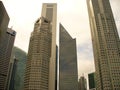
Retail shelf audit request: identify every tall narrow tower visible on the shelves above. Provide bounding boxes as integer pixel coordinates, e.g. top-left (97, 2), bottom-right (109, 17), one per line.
top-left (59, 24), bottom-right (78, 90)
top-left (78, 76), bottom-right (87, 90)
top-left (0, 28), bottom-right (16, 90)
top-left (24, 17), bottom-right (52, 90)
top-left (0, 1), bottom-right (10, 89)
top-left (41, 3), bottom-right (57, 90)
top-left (87, 0), bottom-right (120, 89)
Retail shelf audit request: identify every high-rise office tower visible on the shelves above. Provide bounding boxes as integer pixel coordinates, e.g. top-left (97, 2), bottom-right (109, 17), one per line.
top-left (0, 1), bottom-right (10, 89)
top-left (0, 28), bottom-right (16, 89)
top-left (59, 24), bottom-right (78, 90)
top-left (41, 3), bottom-right (57, 90)
top-left (78, 76), bottom-right (87, 90)
top-left (24, 17), bottom-right (52, 90)
top-left (87, 0), bottom-right (120, 89)
top-left (0, 1), bottom-right (10, 42)
top-left (88, 72), bottom-right (96, 90)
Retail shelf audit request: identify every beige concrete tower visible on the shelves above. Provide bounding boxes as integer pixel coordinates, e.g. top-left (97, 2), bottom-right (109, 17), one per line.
top-left (87, 0), bottom-right (120, 90)
top-left (24, 17), bottom-right (52, 90)
top-left (41, 3), bottom-right (57, 90)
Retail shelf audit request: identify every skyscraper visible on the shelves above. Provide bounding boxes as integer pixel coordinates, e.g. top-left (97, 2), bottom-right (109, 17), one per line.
top-left (24, 17), bottom-right (52, 90)
top-left (41, 3), bottom-right (57, 90)
top-left (87, 0), bottom-right (120, 89)
top-left (0, 28), bottom-right (16, 89)
top-left (78, 76), bottom-right (87, 90)
top-left (0, 1), bottom-right (10, 42)
top-left (88, 72), bottom-right (96, 90)
top-left (0, 1), bottom-right (10, 89)
top-left (24, 3), bottom-right (57, 90)
top-left (59, 24), bottom-right (78, 90)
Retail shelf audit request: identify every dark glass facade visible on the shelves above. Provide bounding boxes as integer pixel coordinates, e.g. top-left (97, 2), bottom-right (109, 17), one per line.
top-left (59, 24), bottom-right (78, 90)
top-left (55, 45), bottom-right (58, 90)
top-left (9, 58), bottom-right (18, 90)
top-left (88, 72), bottom-right (95, 89)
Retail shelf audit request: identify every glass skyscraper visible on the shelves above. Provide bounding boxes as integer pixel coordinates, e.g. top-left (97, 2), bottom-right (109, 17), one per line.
top-left (88, 72), bottom-right (96, 90)
top-left (59, 24), bottom-right (78, 90)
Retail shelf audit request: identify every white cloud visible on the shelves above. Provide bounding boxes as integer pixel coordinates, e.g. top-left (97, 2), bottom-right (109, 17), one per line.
top-left (77, 59), bottom-right (95, 89)
top-left (78, 59), bottom-right (95, 77)
top-left (110, 0), bottom-right (120, 35)
top-left (77, 42), bottom-right (94, 77)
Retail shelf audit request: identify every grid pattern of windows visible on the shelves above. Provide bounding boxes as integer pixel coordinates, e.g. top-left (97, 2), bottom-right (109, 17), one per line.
top-left (0, 28), bottom-right (15, 89)
top-left (24, 17), bottom-right (52, 90)
top-left (59, 24), bottom-right (78, 90)
top-left (87, 0), bottom-right (120, 90)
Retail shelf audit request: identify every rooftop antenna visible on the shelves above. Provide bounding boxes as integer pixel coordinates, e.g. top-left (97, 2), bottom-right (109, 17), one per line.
top-left (82, 73), bottom-right (84, 77)
top-left (11, 26), bottom-right (13, 29)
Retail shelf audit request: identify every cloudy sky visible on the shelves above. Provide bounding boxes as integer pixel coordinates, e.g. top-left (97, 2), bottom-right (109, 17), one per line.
top-left (3, 0), bottom-right (120, 87)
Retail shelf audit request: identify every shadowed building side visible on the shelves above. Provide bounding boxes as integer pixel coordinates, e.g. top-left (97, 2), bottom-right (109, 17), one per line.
top-left (55, 45), bottom-right (58, 90)
top-left (0, 1), bottom-right (10, 89)
top-left (0, 28), bottom-right (16, 90)
top-left (8, 58), bottom-right (18, 90)
top-left (88, 72), bottom-right (96, 90)
top-left (78, 76), bottom-right (87, 90)
top-left (5, 28), bottom-right (16, 90)
top-left (0, 1), bottom-right (9, 42)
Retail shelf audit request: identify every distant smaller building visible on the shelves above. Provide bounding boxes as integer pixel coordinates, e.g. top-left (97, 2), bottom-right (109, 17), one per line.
top-left (78, 76), bottom-right (87, 90)
top-left (88, 72), bottom-right (96, 90)
top-left (9, 58), bottom-right (18, 90)
top-left (55, 45), bottom-right (58, 90)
